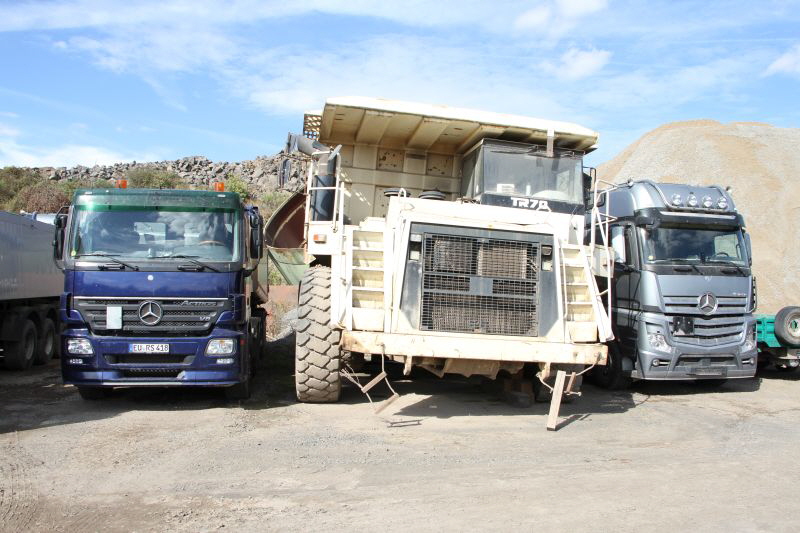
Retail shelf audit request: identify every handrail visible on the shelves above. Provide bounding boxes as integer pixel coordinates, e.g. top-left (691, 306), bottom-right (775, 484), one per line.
top-left (589, 173), bottom-right (617, 340)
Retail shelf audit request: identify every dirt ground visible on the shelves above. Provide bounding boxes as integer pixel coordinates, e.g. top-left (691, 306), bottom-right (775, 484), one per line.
top-left (2, 344), bottom-right (799, 533)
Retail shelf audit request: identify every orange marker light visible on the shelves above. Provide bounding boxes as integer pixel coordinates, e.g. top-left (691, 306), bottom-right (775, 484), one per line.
top-left (213, 182), bottom-right (225, 192)
top-left (117, 179), bottom-right (128, 189)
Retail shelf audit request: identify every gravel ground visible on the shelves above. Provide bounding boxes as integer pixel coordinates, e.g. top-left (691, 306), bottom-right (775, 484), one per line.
top-left (2, 344), bottom-right (800, 533)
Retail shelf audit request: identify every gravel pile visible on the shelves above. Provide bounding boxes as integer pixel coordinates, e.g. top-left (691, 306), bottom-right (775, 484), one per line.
top-left (598, 119), bottom-right (800, 314)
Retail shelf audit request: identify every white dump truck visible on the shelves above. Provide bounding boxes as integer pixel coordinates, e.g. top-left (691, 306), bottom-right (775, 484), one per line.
top-left (281, 97), bottom-right (612, 414)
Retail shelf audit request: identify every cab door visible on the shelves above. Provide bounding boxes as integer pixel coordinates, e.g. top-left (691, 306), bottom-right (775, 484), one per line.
top-left (610, 224), bottom-right (641, 354)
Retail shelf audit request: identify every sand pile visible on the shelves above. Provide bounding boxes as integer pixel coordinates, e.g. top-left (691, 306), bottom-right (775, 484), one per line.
top-left (597, 120), bottom-right (800, 314)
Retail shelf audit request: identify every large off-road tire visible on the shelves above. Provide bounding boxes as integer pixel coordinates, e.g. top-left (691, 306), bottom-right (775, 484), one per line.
top-left (591, 342), bottom-right (632, 390)
top-left (3, 319), bottom-right (37, 370)
top-left (34, 318), bottom-right (57, 365)
top-left (774, 306), bottom-right (800, 347)
top-left (295, 266), bottom-right (341, 403)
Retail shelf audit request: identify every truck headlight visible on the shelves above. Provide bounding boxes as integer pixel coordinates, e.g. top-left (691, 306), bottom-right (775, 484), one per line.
top-left (206, 339), bottom-right (235, 356)
top-left (67, 338), bottom-right (93, 355)
top-left (648, 333), bottom-right (669, 352)
top-left (743, 325), bottom-right (756, 352)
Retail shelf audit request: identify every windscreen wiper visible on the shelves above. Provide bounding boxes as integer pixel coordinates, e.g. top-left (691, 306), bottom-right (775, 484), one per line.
top-left (74, 253), bottom-right (140, 271)
top-left (704, 258), bottom-right (746, 273)
top-left (159, 254), bottom-right (220, 273)
top-left (651, 258), bottom-right (701, 272)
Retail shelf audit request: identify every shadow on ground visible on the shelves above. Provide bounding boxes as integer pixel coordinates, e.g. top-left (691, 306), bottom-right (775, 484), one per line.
top-left (1, 331), bottom-right (773, 434)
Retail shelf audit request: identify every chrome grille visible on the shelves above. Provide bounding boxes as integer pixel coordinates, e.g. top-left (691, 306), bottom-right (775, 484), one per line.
top-left (663, 295), bottom-right (748, 315)
top-left (670, 315), bottom-right (745, 346)
top-left (420, 231), bottom-right (540, 336)
top-left (75, 298), bottom-right (228, 337)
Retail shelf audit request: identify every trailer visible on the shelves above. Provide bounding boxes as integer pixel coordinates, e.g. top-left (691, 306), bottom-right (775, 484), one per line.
top-left (757, 307), bottom-right (800, 371)
top-left (279, 97), bottom-right (613, 424)
top-left (0, 211), bottom-right (62, 370)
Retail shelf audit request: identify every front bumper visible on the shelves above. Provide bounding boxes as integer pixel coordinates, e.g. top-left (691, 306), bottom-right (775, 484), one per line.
top-left (342, 330), bottom-right (607, 365)
top-left (61, 327), bottom-right (246, 387)
top-left (633, 314), bottom-right (757, 380)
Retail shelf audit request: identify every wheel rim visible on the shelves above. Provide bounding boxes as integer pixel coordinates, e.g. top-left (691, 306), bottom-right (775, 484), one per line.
top-left (24, 331), bottom-right (35, 361)
top-left (789, 318), bottom-right (800, 337)
top-left (43, 331), bottom-right (53, 355)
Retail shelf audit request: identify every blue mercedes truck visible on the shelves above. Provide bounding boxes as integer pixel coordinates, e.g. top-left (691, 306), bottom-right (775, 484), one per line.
top-left (53, 187), bottom-right (267, 400)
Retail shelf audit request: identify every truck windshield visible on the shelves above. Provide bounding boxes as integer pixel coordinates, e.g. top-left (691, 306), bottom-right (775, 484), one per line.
top-left (69, 207), bottom-right (240, 262)
top-left (641, 225), bottom-right (747, 266)
top-left (482, 144), bottom-right (583, 204)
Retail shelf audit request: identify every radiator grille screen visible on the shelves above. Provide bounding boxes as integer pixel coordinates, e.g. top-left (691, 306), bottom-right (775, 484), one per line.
top-left (420, 232), bottom-right (540, 336)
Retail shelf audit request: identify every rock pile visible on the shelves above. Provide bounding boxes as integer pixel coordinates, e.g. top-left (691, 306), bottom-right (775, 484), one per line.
top-left (26, 153), bottom-right (309, 196)
top-left (598, 120), bottom-right (800, 314)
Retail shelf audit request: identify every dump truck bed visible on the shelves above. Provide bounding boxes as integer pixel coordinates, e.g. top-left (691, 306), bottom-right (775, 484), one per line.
top-left (304, 96), bottom-right (599, 154)
top-left (0, 211), bottom-right (62, 302)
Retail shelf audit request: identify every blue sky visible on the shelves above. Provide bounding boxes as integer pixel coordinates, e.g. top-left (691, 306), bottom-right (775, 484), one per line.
top-left (1, 0), bottom-right (799, 168)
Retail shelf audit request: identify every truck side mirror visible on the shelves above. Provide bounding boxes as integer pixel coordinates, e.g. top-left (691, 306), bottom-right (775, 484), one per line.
top-left (53, 213), bottom-right (67, 260)
top-left (248, 211), bottom-right (263, 259)
top-left (610, 226), bottom-right (626, 264)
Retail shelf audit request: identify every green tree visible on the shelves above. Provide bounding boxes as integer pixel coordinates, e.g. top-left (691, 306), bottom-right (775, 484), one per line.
top-left (226, 175), bottom-right (251, 200)
top-left (0, 167), bottom-right (37, 208)
top-left (126, 168), bottom-right (180, 189)
top-left (10, 181), bottom-right (71, 213)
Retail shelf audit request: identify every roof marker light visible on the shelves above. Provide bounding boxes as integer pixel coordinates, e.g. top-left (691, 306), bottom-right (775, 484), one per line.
top-left (687, 194), bottom-right (698, 207)
top-left (671, 193), bottom-right (682, 206)
top-left (717, 197), bottom-right (728, 209)
top-left (117, 179), bottom-right (128, 189)
top-left (702, 196), bottom-right (713, 208)
top-left (213, 182), bottom-right (225, 192)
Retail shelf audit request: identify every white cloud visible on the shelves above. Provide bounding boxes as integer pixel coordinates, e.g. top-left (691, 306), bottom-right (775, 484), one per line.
top-left (555, 0), bottom-right (608, 18)
top-left (0, 111), bottom-right (19, 118)
top-left (541, 48), bottom-right (612, 81)
top-left (514, 6), bottom-right (552, 30)
top-left (0, 123), bottom-right (21, 137)
top-left (584, 54), bottom-right (759, 112)
top-left (764, 44), bottom-right (800, 76)
top-left (0, 1), bottom-right (529, 33)
top-left (236, 36), bottom-right (573, 119)
top-left (0, 126), bottom-right (163, 167)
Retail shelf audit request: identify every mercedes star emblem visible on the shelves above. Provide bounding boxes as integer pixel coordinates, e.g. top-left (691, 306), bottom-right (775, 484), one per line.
top-left (138, 301), bottom-right (163, 325)
top-left (697, 292), bottom-right (718, 315)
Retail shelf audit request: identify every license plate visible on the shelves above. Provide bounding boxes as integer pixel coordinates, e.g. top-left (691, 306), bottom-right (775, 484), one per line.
top-left (129, 343), bottom-right (169, 353)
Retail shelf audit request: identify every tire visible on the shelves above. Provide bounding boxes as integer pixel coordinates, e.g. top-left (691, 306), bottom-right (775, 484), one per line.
top-left (77, 386), bottom-right (110, 400)
top-left (591, 342), bottom-right (632, 390)
top-left (251, 309), bottom-right (267, 362)
top-left (225, 376), bottom-right (252, 400)
top-left (34, 318), bottom-right (57, 365)
top-left (3, 319), bottom-right (37, 370)
top-left (774, 306), bottom-right (800, 347)
top-left (295, 266), bottom-right (341, 403)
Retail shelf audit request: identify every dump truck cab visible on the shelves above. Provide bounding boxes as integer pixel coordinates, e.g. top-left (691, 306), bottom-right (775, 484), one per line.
top-left (282, 97), bottom-right (612, 411)
top-left (53, 187), bottom-right (266, 400)
top-left (592, 180), bottom-right (757, 387)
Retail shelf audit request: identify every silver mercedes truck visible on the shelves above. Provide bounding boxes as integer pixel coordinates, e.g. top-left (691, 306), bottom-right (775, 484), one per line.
top-left (590, 180), bottom-right (757, 388)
